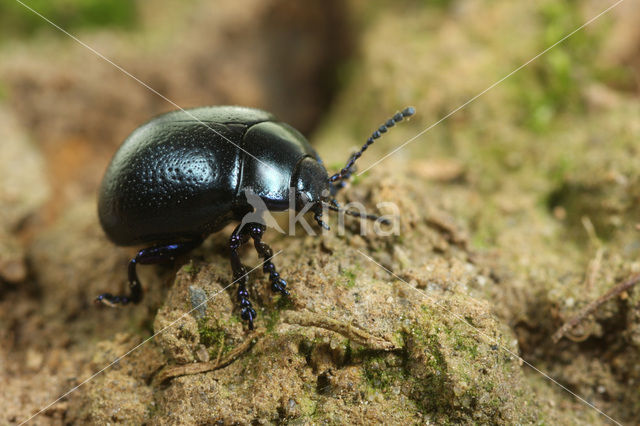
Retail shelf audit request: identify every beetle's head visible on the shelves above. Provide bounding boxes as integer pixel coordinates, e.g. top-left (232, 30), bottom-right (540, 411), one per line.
top-left (291, 107), bottom-right (414, 231)
top-left (292, 157), bottom-right (330, 211)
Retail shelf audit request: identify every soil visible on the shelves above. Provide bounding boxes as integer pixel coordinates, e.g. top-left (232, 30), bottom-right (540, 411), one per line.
top-left (1, 0), bottom-right (640, 424)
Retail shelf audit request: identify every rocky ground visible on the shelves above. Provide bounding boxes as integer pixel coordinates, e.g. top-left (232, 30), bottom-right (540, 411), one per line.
top-left (1, 0), bottom-right (640, 424)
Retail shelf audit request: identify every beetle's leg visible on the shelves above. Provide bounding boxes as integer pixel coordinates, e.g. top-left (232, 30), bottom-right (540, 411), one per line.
top-left (229, 224), bottom-right (256, 330)
top-left (246, 223), bottom-right (289, 296)
top-left (96, 239), bottom-right (203, 307)
top-left (310, 203), bottom-right (331, 231)
top-left (313, 210), bottom-right (330, 231)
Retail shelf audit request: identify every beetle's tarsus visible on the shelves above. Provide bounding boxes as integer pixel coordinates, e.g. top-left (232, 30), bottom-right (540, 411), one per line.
top-left (313, 211), bottom-right (331, 231)
top-left (241, 307), bottom-right (256, 330)
top-left (95, 293), bottom-right (130, 307)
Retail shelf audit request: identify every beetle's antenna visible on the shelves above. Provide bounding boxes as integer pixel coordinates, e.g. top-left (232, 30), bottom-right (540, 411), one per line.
top-left (329, 106), bottom-right (415, 184)
top-left (322, 201), bottom-right (391, 225)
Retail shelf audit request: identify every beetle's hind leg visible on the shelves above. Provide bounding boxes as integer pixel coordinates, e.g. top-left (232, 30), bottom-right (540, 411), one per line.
top-left (246, 223), bottom-right (288, 296)
top-left (96, 239), bottom-right (203, 307)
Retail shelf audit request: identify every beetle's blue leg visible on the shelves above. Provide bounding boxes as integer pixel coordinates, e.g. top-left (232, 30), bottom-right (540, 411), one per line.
top-left (246, 223), bottom-right (289, 296)
top-left (313, 209), bottom-right (330, 231)
top-left (96, 239), bottom-right (203, 307)
top-left (229, 224), bottom-right (256, 330)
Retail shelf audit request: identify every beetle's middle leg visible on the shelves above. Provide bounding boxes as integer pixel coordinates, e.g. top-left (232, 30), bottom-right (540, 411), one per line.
top-left (229, 224), bottom-right (256, 329)
top-left (96, 238), bottom-right (203, 307)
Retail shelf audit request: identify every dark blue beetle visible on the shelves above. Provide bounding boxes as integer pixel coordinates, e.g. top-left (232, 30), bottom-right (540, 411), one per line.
top-left (97, 105), bottom-right (414, 329)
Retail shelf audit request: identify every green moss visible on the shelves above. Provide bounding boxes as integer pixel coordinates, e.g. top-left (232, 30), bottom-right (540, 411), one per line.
top-left (197, 319), bottom-right (223, 347)
top-left (407, 318), bottom-right (448, 375)
top-left (340, 268), bottom-right (357, 288)
top-left (505, 1), bottom-right (609, 134)
top-left (405, 327), bottom-right (452, 415)
top-left (263, 294), bottom-right (294, 333)
top-left (391, 331), bottom-right (405, 348)
top-left (424, 336), bottom-right (446, 374)
top-left (297, 395), bottom-right (317, 417)
top-left (226, 314), bottom-right (241, 325)
top-left (453, 335), bottom-right (478, 359)
top-left (343, 338), bottom-right (353, 362)
top-left (181, 261), bottom-right (199, 275)
top-left (275, 294), bottom-right (293, 310)
top-left (197, 317), bottom-right (234, 359)
top-left (265, 308), bottom-right (281, 333)
top-left (363, 354), bottom-right (404, 390)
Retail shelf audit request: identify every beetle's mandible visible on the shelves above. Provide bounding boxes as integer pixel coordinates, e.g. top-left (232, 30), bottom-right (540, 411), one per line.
top-left (97, 105), bottom-right (414, 329)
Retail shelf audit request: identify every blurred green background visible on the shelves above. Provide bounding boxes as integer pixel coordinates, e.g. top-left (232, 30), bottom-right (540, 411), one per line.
top-left (0, 0), bottom-right (137, 37)
top-left (1, 0), bottom-right (639, 424)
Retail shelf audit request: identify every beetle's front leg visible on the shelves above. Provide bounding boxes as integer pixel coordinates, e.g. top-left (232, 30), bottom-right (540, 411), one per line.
top-left (246, 223), bottom-right (289, 296)
top-left (97, 239), bottom-right (203, 306)
top-left (229, 224), bottom-right (256, 329)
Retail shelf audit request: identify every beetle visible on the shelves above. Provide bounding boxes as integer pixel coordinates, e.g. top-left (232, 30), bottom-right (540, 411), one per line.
top-left (97, 105), bottom-right (414, 329)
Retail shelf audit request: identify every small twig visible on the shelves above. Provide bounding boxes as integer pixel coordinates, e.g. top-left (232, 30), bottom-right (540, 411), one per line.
top-left (552, 272), bottom-right (640, 343)
top-left (281, 310), bottom-right (397, 351)
top-left (153, 329), bottom-right (264, 385)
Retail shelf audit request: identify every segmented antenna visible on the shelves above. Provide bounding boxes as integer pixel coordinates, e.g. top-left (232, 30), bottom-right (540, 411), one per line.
top-left (322, 201), bottom-right (391, 225)
top-left (329, 106), bottom-right (415, 183)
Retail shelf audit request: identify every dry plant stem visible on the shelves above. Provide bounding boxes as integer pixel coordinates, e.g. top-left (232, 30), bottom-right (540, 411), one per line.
top-left (153, 310), bottom-right (398, 385)
top-left (153, 329), bottom-right (264, 385)
top-left (584, 248), bottom-right (604, 292)
top-left (552, 272), bottom-right (640, 343)
top-left (281, 310), bottom-right (397, 351)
